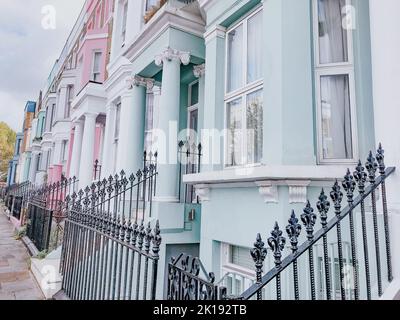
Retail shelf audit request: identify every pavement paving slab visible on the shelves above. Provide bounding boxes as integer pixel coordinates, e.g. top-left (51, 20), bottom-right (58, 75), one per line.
top-left (0, 207), bottom-right (44, 300)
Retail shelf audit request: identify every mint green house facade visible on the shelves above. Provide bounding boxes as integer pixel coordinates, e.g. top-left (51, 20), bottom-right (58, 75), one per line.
top-left (98, 0), bottom-right (387, 298)
top-left (178, 0), bottom-right (384, 299)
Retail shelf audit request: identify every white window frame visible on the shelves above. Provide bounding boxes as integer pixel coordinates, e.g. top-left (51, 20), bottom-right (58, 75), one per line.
top-left (65, 85), bottom-right (74, 119)
top-left (312, 0), bottom-right (358, 164)
top-left (91, 51), bottom-right (102, 82)
top-left (220, 243), bottom-right (257, 297)
top-left (120, 0), bottom-right (128, 46)
top-left (144, 90), bottom-right (156, 152)
top-left (60, 140), bottom-right (68, 163)
top-left (224, 6), bottom-right (264, 169)
top-left (187, 80), bottom-right (199, 143)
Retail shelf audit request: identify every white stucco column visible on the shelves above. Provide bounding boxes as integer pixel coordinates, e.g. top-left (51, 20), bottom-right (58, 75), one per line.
top-left (78, 113), bottom-right (97, 189)
top-left (101, 104), bottom-right (117, 178)
top-left (29, 152), bottom-right (39, 184)
top-left (116, 76), bottom-right (147, 175)
top-left (370, 0), bottom-right (400, 285)
top-left (154, 48), bottom-right (190, 202)
top-left (202, 26), bottom-right (226, 173)
top-left (70, 120), bottom-right (84, 180)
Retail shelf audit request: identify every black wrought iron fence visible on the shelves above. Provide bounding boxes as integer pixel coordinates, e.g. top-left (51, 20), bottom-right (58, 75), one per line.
top-left (5, 181), bottom-right (34, 222)
top-left (0, 186), bottom-right (6, 201)
top-left (168, 144), bottom-right (395, 301)
top-left (167, 253), bottom-right (226, 300)
top-left (144, 150), bottom-right (158, 197)
top-left (26, 176), bottom-right (78, 252)
top-left (60, 165), bottom-right (161, 300)
top-left (178, 141), bottom-right (202, 204)
top-left (93, 160), bottom-right (102, 181)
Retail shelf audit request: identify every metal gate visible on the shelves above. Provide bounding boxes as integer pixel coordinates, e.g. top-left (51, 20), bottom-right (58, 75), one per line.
top-left (26, 200), bottom-right (53, 252)
top-left (26, 177), bottom-right (78, 252)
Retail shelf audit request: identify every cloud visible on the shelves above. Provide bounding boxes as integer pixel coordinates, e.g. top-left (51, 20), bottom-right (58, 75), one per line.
top-left (0, 0), bottom-right (85, 132)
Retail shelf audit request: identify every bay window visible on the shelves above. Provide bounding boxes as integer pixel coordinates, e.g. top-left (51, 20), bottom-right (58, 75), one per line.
top-left (225, 8), bottom-right (263, 167)
top-left (313, 0), bottom-right (357, 163)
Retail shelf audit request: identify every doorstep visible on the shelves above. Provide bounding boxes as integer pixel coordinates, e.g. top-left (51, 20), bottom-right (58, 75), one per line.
top-left (30, 247), bottom-right (63, 300)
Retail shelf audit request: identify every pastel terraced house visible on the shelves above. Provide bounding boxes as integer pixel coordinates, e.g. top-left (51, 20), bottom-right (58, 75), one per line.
top-left (5, 0), bottom-right (400, 300)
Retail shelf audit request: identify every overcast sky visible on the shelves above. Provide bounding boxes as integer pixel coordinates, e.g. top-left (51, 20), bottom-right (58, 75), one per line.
top-left (0, 0), bottom-right (85, 132)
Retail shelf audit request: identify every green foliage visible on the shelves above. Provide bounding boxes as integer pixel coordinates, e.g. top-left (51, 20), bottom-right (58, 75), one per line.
top-left (15, 226), bottom-right (27, 240)
top-left (36, 250), bottom-right (48, 260)
top-left (0, 122), bottom-right (16, 182)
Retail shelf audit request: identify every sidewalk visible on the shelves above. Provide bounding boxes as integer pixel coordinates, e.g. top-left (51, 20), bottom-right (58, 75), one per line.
top-left (0, 206), bottom-right (44, 300)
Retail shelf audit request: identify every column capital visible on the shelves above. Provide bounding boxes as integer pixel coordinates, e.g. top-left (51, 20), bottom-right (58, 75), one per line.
top-left (84, 112), bottom-right (98, 121)
top-left (72, 119), bottom-right (84, 127)
top-left (193, 63), bottom-right (206, 78)
top-left (126, 74), bottom-right (155, 91)
top-left (155, 47), bottom-right (191, 67)
top-left (106, 103), bottom-right (117, 112)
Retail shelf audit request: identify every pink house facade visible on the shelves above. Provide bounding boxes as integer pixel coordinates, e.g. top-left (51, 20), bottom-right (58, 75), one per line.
top-left (66, 0), bottom-right (114, 188)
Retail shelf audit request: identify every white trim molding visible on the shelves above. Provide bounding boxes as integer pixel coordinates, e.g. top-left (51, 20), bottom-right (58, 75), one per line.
top-left (155, 47), bottom-right (191, 66)
top-left (255, 181), bottom-right (278, 204)
top-left (204, 25), bottom-right (226, 44)
top-left (194, 184), bottom-right (211, 202)
top-left (286, 180), bottom-right (311, 204)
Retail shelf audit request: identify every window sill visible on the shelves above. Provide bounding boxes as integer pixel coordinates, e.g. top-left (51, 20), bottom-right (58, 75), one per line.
top-left (183, 164), bottom-right (352, 187)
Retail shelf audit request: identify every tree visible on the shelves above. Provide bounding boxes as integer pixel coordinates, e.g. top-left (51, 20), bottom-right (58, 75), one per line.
top-left (0, 122), bottom-right (16, 182)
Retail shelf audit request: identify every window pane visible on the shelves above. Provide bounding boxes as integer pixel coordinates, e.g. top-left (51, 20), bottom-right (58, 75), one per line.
top-left (146, 0), bottom-right (158, 11)
top-left (318, 0), bottom-right (349, 64)
top-left (246, 89), bottom-right (263, 164)
top-left (247, 11), bottom-right (263, 83)
top-left (227, 25), bottom-right (243, 93)
top-left (145, 93), bottom-right (154, 132)
top-left (320, 74), bottom-right (353, 160)
top-left (190, 82), bottom-right (199, 106)
top-left (93, 52), bottom-right (101, 72)
top-left (230, 246), bottom-right (254, 270)
top-left (226, 98), bottom-right (244, 167)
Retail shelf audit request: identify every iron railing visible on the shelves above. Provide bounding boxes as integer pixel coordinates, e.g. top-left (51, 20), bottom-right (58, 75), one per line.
top-left (178, 141), bottom-right (202, 204)
top-left (5, 181), bottom-right (34, 222)
top-left (93, 159), bottom-right (102, 181)
top-left (167, 253), bottom-right (226, 300)
top-left (60, 165), bottom-right (161, 300)
top-left (168, 144), bottom-right (395, 300)
top-left (144, 150), bottom-right (158, 197)
top-left (26, 177), bottom-right (78, 252)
